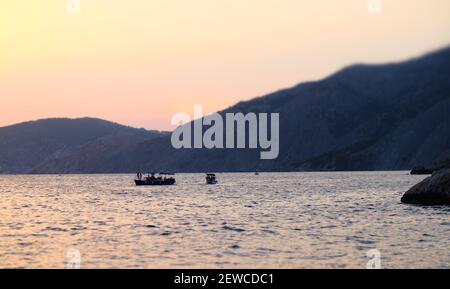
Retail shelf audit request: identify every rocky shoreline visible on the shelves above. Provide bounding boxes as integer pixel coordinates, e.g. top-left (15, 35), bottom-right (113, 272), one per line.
top-left (402, 169), bottom-right (450, 205)
top-left (410, 151), bottom-right (450, 175)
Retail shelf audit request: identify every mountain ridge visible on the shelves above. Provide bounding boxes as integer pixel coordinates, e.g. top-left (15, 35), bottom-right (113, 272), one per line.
top-left (0, 117), bottom-right (168, 173)
top-left (1, 46), bottom-right (450, 174)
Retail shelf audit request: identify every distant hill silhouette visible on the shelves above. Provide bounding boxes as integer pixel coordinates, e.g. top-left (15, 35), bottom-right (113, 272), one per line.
top-left (123, 46), bottom-right (450, 173)
top-left (0, 118), bottom-right (167, 173)
top-left (1, 46), bottom-right (450, 174)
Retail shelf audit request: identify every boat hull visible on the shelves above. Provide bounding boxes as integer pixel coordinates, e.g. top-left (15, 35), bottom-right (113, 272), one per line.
top-left (135, 179), bottom-right (176, 186)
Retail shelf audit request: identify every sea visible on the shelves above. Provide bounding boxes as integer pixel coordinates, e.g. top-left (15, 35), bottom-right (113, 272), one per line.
top-left (0, 172), bottom-right (449, 268)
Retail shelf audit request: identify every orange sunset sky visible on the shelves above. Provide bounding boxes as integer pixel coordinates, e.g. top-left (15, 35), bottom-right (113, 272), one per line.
top-left (1, 0), bottom-right (450, 130)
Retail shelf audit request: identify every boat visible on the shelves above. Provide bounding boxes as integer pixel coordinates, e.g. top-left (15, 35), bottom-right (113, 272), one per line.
top-left (206, 173), bottom-right (218, 185)
top-left (135, 172), bottom-right (176, 186)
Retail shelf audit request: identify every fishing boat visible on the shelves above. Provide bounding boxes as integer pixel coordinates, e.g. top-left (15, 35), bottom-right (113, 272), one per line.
top-left (135, 172), bottom-right (176, 186)
top-left (206, 173), bottom-right (218, 185)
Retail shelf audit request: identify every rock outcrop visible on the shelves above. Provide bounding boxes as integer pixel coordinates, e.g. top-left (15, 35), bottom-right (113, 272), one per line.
top-left (410, 151), bottom-right (450, 175)
top-left (401, 169), bottom-right (450, 205)
top-left (410, 166), bottom-right (434, 175)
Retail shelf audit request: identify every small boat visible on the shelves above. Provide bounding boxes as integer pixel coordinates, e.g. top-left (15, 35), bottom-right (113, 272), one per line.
top-left (206, 173), bottom-right (218, 185)
top-left (135, 172), bottom-right (176, 186)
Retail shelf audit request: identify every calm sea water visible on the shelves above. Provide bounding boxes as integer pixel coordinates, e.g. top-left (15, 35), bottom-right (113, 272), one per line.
top-left (0, 172), bottom-right (449, 269)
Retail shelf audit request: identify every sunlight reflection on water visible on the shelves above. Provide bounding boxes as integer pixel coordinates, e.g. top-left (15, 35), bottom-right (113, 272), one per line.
top-left (0, 172), bottom-right (449, 268)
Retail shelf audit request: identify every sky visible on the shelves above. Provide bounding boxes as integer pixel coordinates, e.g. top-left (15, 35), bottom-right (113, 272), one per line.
top-left (1, 0), bottom-right (450, 130)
